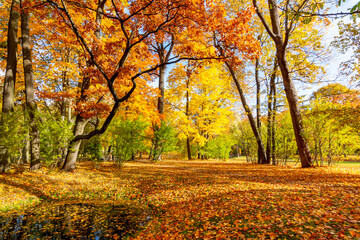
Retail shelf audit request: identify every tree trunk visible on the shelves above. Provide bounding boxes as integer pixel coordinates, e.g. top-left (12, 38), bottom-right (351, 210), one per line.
top-left (277, 54), bottom-right (312, 167)
top-left (21, 4), bottom-right (41, 170)
top-left (158, 65), bottom-right (166, 115)
top-left (186, 137), bottom-right (192, 160)
top-left (2, 0), bottom-right (20, 113)
top-left (255, 58), bottom-right (263, 164)
top-left (0, 0), bottom-right (20, 172)
top-left (271, 76), bottom-right (277, 165)
top-left (22, 134), bottom-right (30, 164)
top-left (185, 70), bottom-right (192, 160)
top-left (225, 62), bottom-right (267, 164)
top-left (62, 115), bottom-right (88, 171)
top-left (266, 77), bottom-right (273, 163)
top-left (266, 59), bottom-right (277, 164)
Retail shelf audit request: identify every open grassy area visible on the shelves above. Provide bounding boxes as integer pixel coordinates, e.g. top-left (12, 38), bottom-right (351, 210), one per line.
top-left (1, 160), bottom-right (360, 239)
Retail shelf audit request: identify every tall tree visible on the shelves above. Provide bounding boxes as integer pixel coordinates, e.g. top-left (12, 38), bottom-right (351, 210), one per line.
top-left (150, 35), bottom-right (174, 161)
top-left (252, 0), bottom-right (313, 167)
top-left (62, 0), bottom-right (107, 171)
top-left (2, 0), bottom-right (19, 114)
top-left (225, 62), bottom-right (267, 164)
top-left (0, 0), bottom-right (20, 172)
top-left (20, 0), bottom-right (41, 170)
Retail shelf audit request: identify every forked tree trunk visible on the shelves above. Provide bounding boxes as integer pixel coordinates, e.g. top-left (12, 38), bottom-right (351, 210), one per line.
top-left (226, 62), bottom-right (267, 164)
top-left (253, 0), bottom-right (312, 167)
top-left (21, 3), bottom-right (41, 170)
top-left (152, 40), bottom-right (174, 161)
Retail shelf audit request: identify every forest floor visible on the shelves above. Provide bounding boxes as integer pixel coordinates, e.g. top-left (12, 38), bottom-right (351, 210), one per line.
top-left (1, 159), bottom-right (360, 239)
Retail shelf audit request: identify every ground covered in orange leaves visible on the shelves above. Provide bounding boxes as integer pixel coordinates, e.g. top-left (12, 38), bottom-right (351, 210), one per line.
top-left (1, 160), bottom-right (360, 239)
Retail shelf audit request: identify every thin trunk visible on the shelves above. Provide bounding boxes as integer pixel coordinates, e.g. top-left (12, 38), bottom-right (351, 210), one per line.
top-left (21, 3), bottom-right (41, 170)
top-left (185, 75), bottom-right (191, 160)
top-left (226, 62), bottom-right (267, 164)
top-left (266, 79), bottom-right (273, 163)
top-left (255, 58), bottom-right (262, 164)
top-left (266, 60), bottom-right (277, 164)
top-left (158, 65), bottom-right (166, 114)
top-left (62, 0), bottom-right (106, 171)
top-left (271, 78), bottom-right (277, 165)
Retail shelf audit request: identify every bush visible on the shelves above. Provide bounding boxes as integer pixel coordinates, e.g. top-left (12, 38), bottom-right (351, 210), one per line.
top-left (111, 118), bottom-right (148, 166)
top-left (39, 113), bottom-right (73, 166)
top-left (0, 110), bottom-right (26, 172)
top-left (151, 122), bottom-right (178, 161)
top-left (202, 135), bottom-right (235, 160)
top-left (83, 136), bottom-right (103, 161)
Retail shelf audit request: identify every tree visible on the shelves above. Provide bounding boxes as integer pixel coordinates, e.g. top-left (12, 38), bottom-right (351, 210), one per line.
top-left (167, 61), bottom-right (236, 159)
top-left (0, 0), bottom-right (20, 172)
top-left (252, 0), bottom-right (325, 167)
top-left (21, 0), bottom-right (41, 170)
top-left (2, 0), bottom-right (19, 114)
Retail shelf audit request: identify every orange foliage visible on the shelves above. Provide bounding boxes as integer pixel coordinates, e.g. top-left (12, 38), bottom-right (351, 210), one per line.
top-left (1, 160), bottom-right (360, 239)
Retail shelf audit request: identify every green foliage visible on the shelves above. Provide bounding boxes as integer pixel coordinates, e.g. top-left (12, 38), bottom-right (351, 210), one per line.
top-left (83, 136), bottom-right (103, 161)
top-left (275, 112), bottom-right (297, 164)
top-left (110, 118), bottom-right (148, 166)
top-left (231, 121), bottom-right (257, 163)
top-left (0, 110), bottom-right (26, 159)
top-left (202, 135), bottom-right (235, 160)
top-left (39, 113), bottom-right (73, 165)
top-left (151, 122), bottom-right (178, 161)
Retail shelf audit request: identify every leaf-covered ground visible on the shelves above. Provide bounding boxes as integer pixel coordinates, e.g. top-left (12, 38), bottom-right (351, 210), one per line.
top-left (1, 160), bottom-right (360, 239)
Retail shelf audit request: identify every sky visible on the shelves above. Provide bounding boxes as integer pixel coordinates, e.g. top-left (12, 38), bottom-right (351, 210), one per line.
top-left (320, 0), bottom-right (358, 87)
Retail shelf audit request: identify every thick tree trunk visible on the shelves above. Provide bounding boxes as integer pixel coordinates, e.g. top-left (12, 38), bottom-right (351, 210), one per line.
top-left (0, 0), bottom-right (20, 172)
top-left (277, 54), bottom-right (312, 167)
top-left (158, 65), bottom-right (166, 115)
top-left (186, 137), bottom-right (192, 160)
top-left (62, 116), bottom-right (88, 171)
top-left (21, 5), bottom-right (41, 170)
top-left (226, 62), bottom-right (267, 164)
top-left (2, 0), bottom-right (20, 113)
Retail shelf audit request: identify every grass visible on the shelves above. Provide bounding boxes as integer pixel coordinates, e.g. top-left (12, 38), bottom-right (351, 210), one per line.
top-left (1, 159), bottom-right (360, 239)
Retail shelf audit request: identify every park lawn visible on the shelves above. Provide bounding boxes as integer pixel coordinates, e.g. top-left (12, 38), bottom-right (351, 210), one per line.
top-left (1, 160), bottom-right (360, 239)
